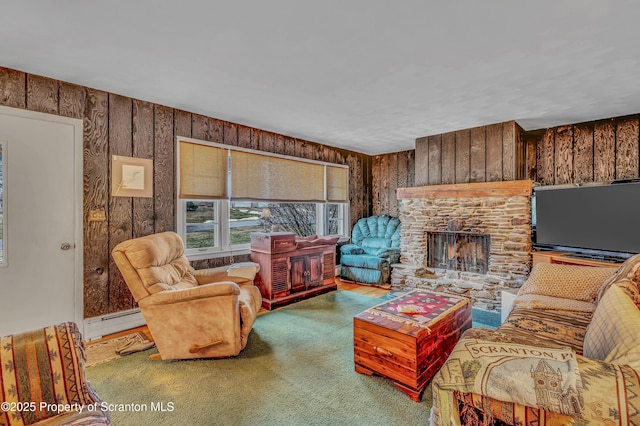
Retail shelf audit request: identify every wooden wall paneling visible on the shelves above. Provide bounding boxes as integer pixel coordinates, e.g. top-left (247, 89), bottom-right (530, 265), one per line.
top-left (407, 149), bottom-right (415, 187)
top-left (396, 151), bottom-right (409, 213)
top-left (174, 109), bottom-right (192, 138)
top-left (615, 119), bottom-right (639, 179)
top-left (537, 129), bottom-right (555, 185)
top-left (372, 155), bottom-right (381, 215)
top-left (58, 82), bottom-right (86, 119)
top-left (275, 134), bottom-right (286, 155)
top-left (414, 136), bottom-right (429, 186)
top-left (191, 114), bottom-right (209, 141)
top-left (237, 125), bottom-right (251, 148)
top-left (284, 136), bottom-right (296, 156)
top-left (469, 126), bottom-right (486, 183)
top-left (108, 94), bottom-right (134, 313)
top-left (299, 139), bottom-right (315, 160)
top-left (593, 122), bottom-right (616, 182)
top-left (154, 105), bottom-right (175, 233)
top-left (514, 123), bottom-right (527, 180)
top-left (0, 67), bottom-right (26, 108)
top-left (455, 129), bottom-right (470, 183)
top-left (363, 154), bottom-right (372, 218)
top-left (249, 128), bottom-right (261, 150)
top-left (441, 132), bottom-right (456, 184)
top-left (502, 121), bottom-right (515, 180)
top-left (485, 123), bottom-right (503, 182)
top-left (223, 121), bottom-right (238, 146)
top-left (327, 148), bottom-right (338, 164)
top-left (209, 118), bottom-right (223, 142)
top-left (427, 135), bottom-right (442, 185)
top-left (554, 126), bottom-right (574, 185)
top-left (346, 154), bottom-right (360, 226)
top-left (261, 131), bottom-right (276, 153)
top-left (83, 89), bottom-right (110, 318)
top-left (379, 154), bottom-right (389, 215)
top-left (573, 124), bottom-right (594, 183)
top-left (132, 99), bottom-right (155, 238)
top-left (26, 74), bottom-right (58, 115)
top-left (524, 131), bottom-right (540, 182)
top-left (387, 153), bottom-right (398, 216)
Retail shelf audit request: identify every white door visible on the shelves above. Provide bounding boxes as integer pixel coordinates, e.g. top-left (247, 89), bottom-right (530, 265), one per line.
top-left (0, 106), bottom-right (83, 337)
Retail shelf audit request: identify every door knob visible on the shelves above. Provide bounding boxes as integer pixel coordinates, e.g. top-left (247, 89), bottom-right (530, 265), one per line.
top-left (60, 242), bottom-right (72, 250)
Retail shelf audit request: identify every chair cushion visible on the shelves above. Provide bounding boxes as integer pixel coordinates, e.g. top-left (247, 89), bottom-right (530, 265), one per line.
top-left (584, 284), bottom-right (640, 370)
top-left (351, 215), bottom-right (401, 248)
top-left (361, 237), bottom-right (390, 254)
top-left (513, 294), bottom-right (596, 313)
top-left (518, 262), bottom-right (616, 302)
top-left (340, 254), bottom-right (389, 269)
top-left (114, 231), bottom-right (199, 295)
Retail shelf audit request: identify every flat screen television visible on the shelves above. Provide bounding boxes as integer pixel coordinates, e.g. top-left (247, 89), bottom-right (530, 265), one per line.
top-left (533, 180), bottom-right (640, 259)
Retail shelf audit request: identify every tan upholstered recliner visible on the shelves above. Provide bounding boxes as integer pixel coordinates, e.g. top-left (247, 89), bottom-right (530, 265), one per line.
top-left (112, 231), bottom-right (262, 360)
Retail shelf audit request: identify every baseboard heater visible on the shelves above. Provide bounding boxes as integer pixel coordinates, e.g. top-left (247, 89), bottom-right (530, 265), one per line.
top-left (84, 308), bottom-right (146, 341)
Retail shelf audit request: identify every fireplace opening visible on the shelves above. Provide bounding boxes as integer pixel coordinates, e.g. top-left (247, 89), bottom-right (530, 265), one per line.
top-left (427, 231), bottom-right (490, 274)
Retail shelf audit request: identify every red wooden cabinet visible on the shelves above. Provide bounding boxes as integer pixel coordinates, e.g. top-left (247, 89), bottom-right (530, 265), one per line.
top-left (250, 233), bottom-right (337, 310)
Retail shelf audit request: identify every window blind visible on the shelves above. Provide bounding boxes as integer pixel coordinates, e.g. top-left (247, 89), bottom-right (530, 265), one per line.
top-left (178, 141), bottom-right (228, 199)
top-left (326, 165), bottom-right (349, 202)
top-left (231, 150), bottom-right (325, 202)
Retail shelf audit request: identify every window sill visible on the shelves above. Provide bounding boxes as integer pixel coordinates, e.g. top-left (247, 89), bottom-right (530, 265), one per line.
top-left (185, 248), bottom-right (251, 262)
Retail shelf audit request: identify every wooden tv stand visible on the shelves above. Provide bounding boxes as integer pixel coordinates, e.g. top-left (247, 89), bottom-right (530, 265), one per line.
top-left (250, 233), bottom-right (337, 310)
top-left (532, 250), bottom-right (623, 268)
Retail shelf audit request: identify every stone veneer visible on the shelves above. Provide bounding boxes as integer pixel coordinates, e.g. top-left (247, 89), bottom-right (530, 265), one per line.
top-left (392, 181), bottom-right (533, 311)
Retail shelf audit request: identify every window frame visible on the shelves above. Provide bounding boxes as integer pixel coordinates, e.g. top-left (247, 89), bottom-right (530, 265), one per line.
top-left (176, 137), bottom-right (350, 260)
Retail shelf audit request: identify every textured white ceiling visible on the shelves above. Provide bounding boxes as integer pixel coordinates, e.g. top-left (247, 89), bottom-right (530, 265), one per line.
top-left (2, 1), bottom-right (640, 155)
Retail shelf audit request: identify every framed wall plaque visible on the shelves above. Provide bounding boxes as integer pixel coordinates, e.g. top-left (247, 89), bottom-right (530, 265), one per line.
top-left (111, 155), bottom-right (153, 197)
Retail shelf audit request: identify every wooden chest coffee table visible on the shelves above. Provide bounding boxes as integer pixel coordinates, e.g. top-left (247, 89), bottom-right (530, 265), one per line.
top-left (353, 289), bottom-right (472, 401)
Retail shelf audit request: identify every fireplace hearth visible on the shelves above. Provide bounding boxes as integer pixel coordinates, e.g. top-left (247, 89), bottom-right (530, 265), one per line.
top-left (427, 231), bottom-right (490, 274)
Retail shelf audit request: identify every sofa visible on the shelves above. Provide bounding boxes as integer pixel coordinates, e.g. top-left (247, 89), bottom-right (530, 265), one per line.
top-left (432, 254), bottom-right (640, 425)
top-left (0, 322), bottom-right (110, 425)
top-left (339, 215), bottom-right (401, 285)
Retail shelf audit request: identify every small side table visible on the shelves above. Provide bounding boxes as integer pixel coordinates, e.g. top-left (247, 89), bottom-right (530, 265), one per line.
top-left (353, 289), bottom-right (471, 401)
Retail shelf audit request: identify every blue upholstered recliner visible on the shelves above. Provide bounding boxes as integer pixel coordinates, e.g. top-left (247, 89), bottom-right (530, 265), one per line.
top-left (339, 215), bottom-right (401, 285)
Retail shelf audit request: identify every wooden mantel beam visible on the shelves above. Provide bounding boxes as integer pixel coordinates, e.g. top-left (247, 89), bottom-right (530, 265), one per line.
top-left (396, 180), bottom-right (533, 199)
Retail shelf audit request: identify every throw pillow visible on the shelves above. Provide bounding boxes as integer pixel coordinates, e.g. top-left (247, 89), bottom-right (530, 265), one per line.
top-left (596, 253), bottom-right (640, 304)
top-left (583, 284), bottom-right (640, 371)
top-left (518, 263), bottom-right (616, 302)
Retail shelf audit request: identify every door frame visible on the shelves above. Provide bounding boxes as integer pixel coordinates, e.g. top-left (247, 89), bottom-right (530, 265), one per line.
top-left (0, 105), bottom-right (84, 332)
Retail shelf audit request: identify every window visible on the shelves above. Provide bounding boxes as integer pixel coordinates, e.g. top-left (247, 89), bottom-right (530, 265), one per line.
top-left (0, 141), bottom-right (5, 267)
top-left (185, 200), bottom-right (218, 250)
top-left (177, 137), bottom-right (349, 259)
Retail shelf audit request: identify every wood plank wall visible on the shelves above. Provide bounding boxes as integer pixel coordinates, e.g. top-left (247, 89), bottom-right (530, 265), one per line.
top-left (0, 66), bottom-right (372, 318)
top-left (371, 150), bottom-right (415, 216)
top-left (414, 121), bottom-right (525, 186)
top-left (526, 116), bottom-right (640, 185)
top-left (372, 121), bottom-right (524, 216)
top-left (372, 115), bottom-right (640, 220)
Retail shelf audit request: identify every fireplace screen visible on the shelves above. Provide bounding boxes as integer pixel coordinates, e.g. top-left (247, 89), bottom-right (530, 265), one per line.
top-left (427, 231), bottom-right (490, 274)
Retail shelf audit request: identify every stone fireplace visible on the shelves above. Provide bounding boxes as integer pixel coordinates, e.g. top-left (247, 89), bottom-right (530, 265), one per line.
top-left (392, 180), bottom-right (533, 311)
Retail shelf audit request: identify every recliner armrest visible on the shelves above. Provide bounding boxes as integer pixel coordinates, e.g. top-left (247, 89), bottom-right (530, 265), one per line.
top-left (194, 263), bottom-right (258, 286)
top-left (340, 244), bottom-right (365, 255)
top-left (139, 281), bottom-right (240, 306)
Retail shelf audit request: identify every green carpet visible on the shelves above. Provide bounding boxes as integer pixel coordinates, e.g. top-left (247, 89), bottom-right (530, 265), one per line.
top-left (86, 291), bottom-right (432, 425)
